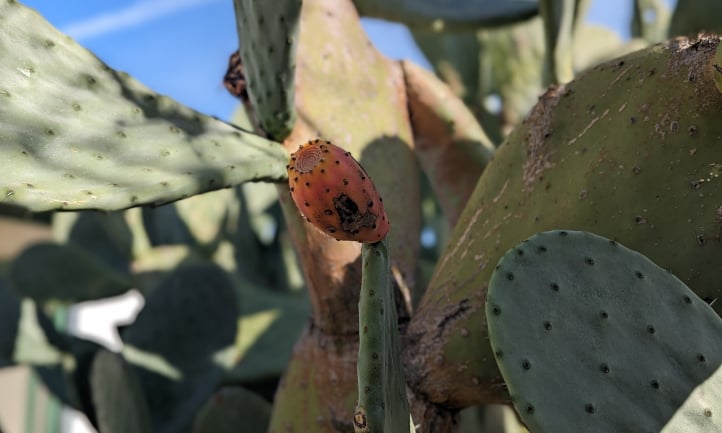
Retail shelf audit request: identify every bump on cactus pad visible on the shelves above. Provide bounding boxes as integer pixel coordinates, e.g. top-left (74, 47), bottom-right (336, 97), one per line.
top-left (0, 1), bottom-right (288, 212)
top-left (287, 139), bottom-right (390, 243)
top-left (486, 230), bottom-right (722, 433)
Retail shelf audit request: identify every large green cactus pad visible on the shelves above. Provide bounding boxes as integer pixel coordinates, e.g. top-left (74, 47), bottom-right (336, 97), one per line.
top-left (487, 230), bottom-right (722, 433)
top-left (0, 1), bottom-right (288, 212)
top-left (233, 0), bottom-right (301, 140)
top-left (406, 34), bottom-right (722, 408)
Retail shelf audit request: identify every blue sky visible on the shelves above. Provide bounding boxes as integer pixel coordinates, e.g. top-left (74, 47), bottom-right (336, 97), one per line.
top-left (22, 0), bottom-right (676, 122)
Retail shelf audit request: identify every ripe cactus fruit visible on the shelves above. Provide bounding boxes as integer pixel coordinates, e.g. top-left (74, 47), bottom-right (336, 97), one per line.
top-left (287, 139), bottom-right (390, 243)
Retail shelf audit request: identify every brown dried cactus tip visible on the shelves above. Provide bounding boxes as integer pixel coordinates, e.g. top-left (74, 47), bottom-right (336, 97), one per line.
top-left (287, 139), bottom-right (390, 243)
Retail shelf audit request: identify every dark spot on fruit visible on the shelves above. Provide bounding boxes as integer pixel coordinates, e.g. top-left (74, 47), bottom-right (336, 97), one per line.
top-left (304, 201), bottom-right (309, 207)
top-left (647, 325), bottom-right (655, 334)
top-left (505, 272), bottom-right (514, 281)
top-left (600, 311), bottom-right (608, 319)
top-left (550, 282), bottom-right (559, 291)
top-left (294, 177), bottom-right (298, 183)
top-left (543, 321), bottom-right (552, 330)
top-left (335, 160), bottom-right (340, 164)
top-left (600, 364), bottom-right (609, 373)
top-left (650, 380), bottom-right (660, 389)
top-left (305, 181), bottom-right (310, 187)
top-left (333, 193), bottom-right (377, 234)
top-left (521, 360), bottom-right (531, 370)
top-left (367, 200), bottom-right (373, 207)
top-left (584, 257), bottom-right (594, 265)
top-left (325, 187), bottom-right (330, 193)
top-left (343, 179), bottom-right (349, 185)
top-left (324, 209), bottom-right (333, 215)
top-left (635, 271), bottom-right (645, 279)
top-left (683, 295), bottom-right (692, 304)
top-left (585, 404), bottom-right (595, 414)
top-left (698, 354), bottom-right (706, 363)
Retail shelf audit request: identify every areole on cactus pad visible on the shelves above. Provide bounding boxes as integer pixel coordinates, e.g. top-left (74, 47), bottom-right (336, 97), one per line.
top-left (287, 139), bottom-right (390, 243)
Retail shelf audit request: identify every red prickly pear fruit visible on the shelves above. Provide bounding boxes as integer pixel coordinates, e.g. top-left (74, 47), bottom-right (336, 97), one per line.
top-left (287, 139), bottom-right (390, 243)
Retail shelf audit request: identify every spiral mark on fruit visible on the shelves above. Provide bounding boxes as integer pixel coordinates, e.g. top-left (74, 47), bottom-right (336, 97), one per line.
top-left (294, 145), bottom-right (323, 173)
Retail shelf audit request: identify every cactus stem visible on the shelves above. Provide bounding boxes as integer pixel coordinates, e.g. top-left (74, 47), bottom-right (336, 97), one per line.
top-left (355, 239), bottom-right (412, 432)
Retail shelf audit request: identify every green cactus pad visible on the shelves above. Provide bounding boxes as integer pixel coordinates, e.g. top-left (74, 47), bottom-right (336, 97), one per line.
top-left (0, 277), bottom-right (20, 361)
top-left (90, 350), bottom-right (153, 433)
top-left (224, 280), bottom-right (309, 383)
top-left (192, 387), bottom-right (271, 433)
top-left (0, 1), bottom-right (288, 212)
top-left (121, 264), bottom-right (239, 433)
top-left (487, 230), bottom-right (722, 433)
top-left (53, 211), bottom-right (135, 273)
top-left (233, 0), bottom-right (301, 140)
top-left (406, 34), bottom-right (722, 408)
top-left (355, 239), bottom-right (412, 433)
top-left (353, 0), bottom-right (538, 30)
top-left (10, 243), bottom-right (131, 304)
top-left (669, 0), bottom-right (722, 37)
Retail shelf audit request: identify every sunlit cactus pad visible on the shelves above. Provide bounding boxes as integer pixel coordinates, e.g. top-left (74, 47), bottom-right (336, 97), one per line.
top-left (487, 230), bottom-right (722, 433)
top-left (0, 1), bottom-right (288, 212)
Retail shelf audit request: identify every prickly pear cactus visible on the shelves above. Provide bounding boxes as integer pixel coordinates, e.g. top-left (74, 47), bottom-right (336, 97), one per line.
top-left (232, 0), bottom-right (301, 140)
top-left (121, 264), bottom-right (239, 433)
top-left (10, 243), bottom-right (131, 304)
top-left (192, 387), bottom-right (271, 433)
top-left (287, 139), bottom-right (390, 243)
top-left (487, 230), bottom-right (722, 433)
top-left (90, 350), bottom-right (153, 433)
top-left (0, 0), bottom-right (288, 212)
top-left (406, 34), bottom-right (722, 408)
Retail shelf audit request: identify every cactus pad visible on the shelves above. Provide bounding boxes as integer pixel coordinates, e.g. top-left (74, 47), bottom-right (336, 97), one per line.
top-left (287, 139), bottom-right (390, 243)
top-left (0, 1), bottom-right (288, 212)
top-left (487, 230), bottom-right (722, 433)
top-left (121, 264), bottom-right (239, 433)
top-left (353, 0), bottom-right (538, 30)
top-left (90, 350), bottom-right (153, 433)
top-left (192, 387), bottom-right (271, 433)
top-left (232, 0), bottom-right (301, 140)
top-left (10, 243), bottom-right (131, 304)
top-left (406, 34), bottom-right (722, 408)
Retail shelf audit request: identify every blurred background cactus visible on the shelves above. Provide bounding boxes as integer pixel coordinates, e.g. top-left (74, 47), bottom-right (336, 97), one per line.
top-left (1, 0), bottom-right (721, 432)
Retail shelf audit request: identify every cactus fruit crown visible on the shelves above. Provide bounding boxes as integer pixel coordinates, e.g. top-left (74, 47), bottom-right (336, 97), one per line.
top-left (287, 139), bottom-right (390, 243)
